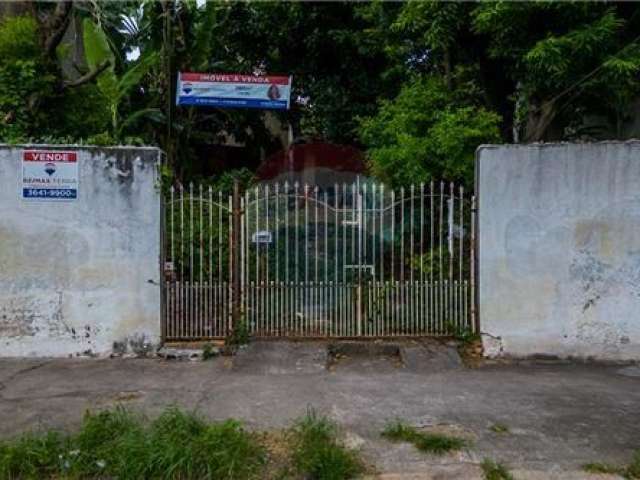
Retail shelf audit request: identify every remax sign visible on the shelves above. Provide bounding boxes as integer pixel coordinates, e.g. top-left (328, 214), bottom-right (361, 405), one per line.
top-left (176, 72), bottom-right (292, 110)
top-left (22, 150), bottom-right (78, 200)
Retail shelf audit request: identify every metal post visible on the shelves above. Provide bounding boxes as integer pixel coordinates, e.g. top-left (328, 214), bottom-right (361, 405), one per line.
top-left (356, 180), bottom-right (363, 337)
top-left (471, 195), bottom-right (478, 333)
top-left (231, 180), bottom-right (242, 337)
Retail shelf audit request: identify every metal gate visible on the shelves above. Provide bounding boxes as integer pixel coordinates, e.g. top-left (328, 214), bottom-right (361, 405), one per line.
top-left (162, 180), bottom-right (476, 341)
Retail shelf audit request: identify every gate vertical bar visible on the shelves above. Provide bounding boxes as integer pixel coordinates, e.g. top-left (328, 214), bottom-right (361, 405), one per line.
top-left (231, 180), bottom-right (241, 338)
top-left (356, 180), bottom-right (363, 337)
top-left (471, 194), bottom-right (478, 333)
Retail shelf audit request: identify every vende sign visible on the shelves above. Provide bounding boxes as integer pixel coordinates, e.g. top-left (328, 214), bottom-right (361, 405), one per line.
top-left (176, 72), bottom-right (292, 110)
top-left (22, 150), bottom-right (78, 201)
top-left (23, 151), bottom-right (77, 163)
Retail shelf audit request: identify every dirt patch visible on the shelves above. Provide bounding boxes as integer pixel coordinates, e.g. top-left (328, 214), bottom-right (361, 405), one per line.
top-left (256, 429), bottom-right (294, 479)
top-left (458, 339), bottom-right (485, 368)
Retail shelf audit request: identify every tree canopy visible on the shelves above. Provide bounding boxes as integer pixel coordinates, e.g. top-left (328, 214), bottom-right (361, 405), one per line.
top-left (1, 1), bottom-right (639, 189)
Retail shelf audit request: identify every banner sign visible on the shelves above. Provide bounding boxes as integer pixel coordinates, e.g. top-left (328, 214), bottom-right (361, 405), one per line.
top-left (176, 73), bottom-right (292, 110)
top-left (22, 150), bottom-right (78, 200)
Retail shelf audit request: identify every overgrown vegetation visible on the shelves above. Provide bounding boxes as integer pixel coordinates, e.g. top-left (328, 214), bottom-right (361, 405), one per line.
top-left (481, 458), bottom-right (514, 480)
top-left (583, 450), bottom-right (640, 479)
top-left (289, 409), bottom-right (365, 480)
top-left (381, 420), bottom-right (466, 455)
top-left (0, 406), bottom-right (367, 480)
top-left (0, 406), bottom-right (264, 480)
top-left (359, 74), bottom-right (501, 188)
top-left (3, 2), bottom-right (640, 187)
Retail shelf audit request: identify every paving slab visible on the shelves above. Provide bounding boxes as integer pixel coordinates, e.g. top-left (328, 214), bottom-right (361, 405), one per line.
top-left (0, 341), bottom-right (638, 479)
top-left (229, 340), bottom-right (327, 375)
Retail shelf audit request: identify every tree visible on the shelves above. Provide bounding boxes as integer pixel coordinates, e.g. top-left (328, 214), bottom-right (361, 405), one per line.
top-left (82, 17), bottom-right (160, 143)
top-left (0, 10), bottom-right (110, 143)
top-left (359, 75), bottom-right (500, 188)
top-left (471, 2), bottom-right (640, 141)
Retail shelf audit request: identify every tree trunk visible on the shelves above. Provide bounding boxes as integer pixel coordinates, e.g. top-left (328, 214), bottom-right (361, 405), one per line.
top-left (523, 99), bottom-right (557, 142)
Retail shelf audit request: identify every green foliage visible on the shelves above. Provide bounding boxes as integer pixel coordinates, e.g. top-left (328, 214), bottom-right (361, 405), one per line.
top-left (211, 168), bottom-right (257, 195)
top-left (359, 75), bottom-right (500, 188)
top-left (628, 451), bottom-right (640, 479)
top-left (381, 420), bottom-right (467, 454)
top-left (0, 406), bottom-right (264, 480)
top-left (489, 423), bottom-right (509, 434)
top-left (0, 15), bottom-right (40, 61)
top-left (0, 14), bottom-right (111, 144)
top-left (83, 17), bottom-right (160, 141)
top-left (582, 450), bottom-right (640, 480)
top-left (290, 409), bottom-right (365, 480)
top-left (0, 431), bottom-right (65, 479)
top-left (583, 450), bottom-right (640, 479)
top-left (583, 462), bottom-right (623, 475)
top-left (145, 407), bottom-right (264, 480)
top-left (54, 85), bottom-right (112, 140)
top-left (446, 322), bottom-right (480, 345)
top-left (481, 458), bottom-right (514, 480)
top-left (164, 191), bottom-right (231, 281)
top-left (5, 1), bottom-right (640, 178)
top-left (472, 2), bottom-right (640, 139)
top-left (0, 16), bottom-right (55, 143)
top-left (201, 342), bottom-right (217, 360)
top-left (227, 317), bottom-right (250, 347)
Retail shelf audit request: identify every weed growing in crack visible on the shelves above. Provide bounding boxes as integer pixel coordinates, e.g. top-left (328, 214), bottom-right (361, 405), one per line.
top-left (381, 419), bottom-right (466, 455)
top-left (489, 423), bottom-right (509, 434)
top-left (481, 458), bottom-right (514, 480)
top-left (583, 450), bottom-right (640, 479)
top-left (290, 408), bottom-right (365, 480)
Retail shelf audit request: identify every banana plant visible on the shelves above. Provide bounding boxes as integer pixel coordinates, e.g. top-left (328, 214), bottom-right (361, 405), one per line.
top-left (82, 18), bottom-right (161, 141)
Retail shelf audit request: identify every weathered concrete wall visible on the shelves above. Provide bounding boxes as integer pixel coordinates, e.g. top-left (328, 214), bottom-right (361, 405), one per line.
top-left (0, 146), bottom-right (161, 357)
top-left (478, 142), bottom-right (640, 361)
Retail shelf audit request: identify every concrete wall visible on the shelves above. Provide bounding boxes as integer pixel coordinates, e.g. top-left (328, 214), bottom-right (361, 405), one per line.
top-left (477, 142), bottom-right (640, 361)
top-left (0, 146), bottom-right (162, 357)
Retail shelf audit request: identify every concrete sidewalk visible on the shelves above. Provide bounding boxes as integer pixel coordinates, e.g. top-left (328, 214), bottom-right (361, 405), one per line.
top-left (0, 341), bottom-right (638, 479)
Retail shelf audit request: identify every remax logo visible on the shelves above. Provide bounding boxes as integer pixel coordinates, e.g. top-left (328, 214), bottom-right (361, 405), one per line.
top-left (182, 82), bottom-right (193, 94)
top-left (44, 162), bottom-right (56, 176)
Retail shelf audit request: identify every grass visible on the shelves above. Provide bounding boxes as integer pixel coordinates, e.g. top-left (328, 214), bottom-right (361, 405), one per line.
top-left (0, 431), bottom-right (66, 480)
top-left (489, 423), bottom-right (509, 434)
top-left (0, 406), bottom-right (265, 480)
top-left (289, 409), bottom-right (365, 480)
top-left (381, 420), bottom-right (466, 455)
top-left (583, 450), bottom-right (640, 479)
top-left (583, 462), bottom-right (623, 475)
top-left (481, 458), bottom-right (513, 480)
top-left (0, 406), bottom-right (367, 480)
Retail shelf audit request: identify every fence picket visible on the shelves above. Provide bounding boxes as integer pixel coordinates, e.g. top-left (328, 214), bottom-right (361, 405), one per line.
top-left (162, 181), bottom-right (474, 340)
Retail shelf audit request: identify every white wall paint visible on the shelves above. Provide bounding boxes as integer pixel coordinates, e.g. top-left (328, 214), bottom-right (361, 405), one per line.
top-left (0, 146), bottom-right (161, 357)
top-left (477, 142), bottom-right (640, 361)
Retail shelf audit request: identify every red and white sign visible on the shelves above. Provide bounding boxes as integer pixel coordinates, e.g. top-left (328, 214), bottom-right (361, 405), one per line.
top-left (22, 150), bottom-right (78, 200)
top-left (177, 72), bottom-right (292, 110)
top-left (179, 73), bottom-right (290, 84)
